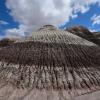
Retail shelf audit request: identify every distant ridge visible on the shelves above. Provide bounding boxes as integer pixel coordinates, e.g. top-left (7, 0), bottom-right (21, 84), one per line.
top-left (93, 32), bottom-right (100, 39)
top-left (66, 25), bottom-right (100, 46)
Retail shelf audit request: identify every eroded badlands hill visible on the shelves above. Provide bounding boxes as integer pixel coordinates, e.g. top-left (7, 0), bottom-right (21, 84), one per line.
top-left (0, 25), bottom-right (100, 100)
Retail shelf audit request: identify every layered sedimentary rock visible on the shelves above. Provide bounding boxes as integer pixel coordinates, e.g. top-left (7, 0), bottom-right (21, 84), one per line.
top-left (66, 25), bottom-right (100, 46)
top-left (0, 25), bottom-right (100, 100)
top-left (93, 32), bottom-right (100, 40)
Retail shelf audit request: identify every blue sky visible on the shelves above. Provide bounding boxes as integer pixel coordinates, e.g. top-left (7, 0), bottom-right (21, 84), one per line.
top-left (59, 4), bottom-right (100, 30)
top-left (0, 0), bottom-right (18, 36)
top-left (0, 0), bottom-right (100, 38)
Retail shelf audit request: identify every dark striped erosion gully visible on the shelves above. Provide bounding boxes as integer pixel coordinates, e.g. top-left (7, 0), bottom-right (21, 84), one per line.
top-left (0, 25), bottom-right (100, 100)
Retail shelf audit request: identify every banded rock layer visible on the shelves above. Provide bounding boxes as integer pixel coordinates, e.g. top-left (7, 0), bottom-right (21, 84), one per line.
top-left (0, 25), bottom-right (100, 100)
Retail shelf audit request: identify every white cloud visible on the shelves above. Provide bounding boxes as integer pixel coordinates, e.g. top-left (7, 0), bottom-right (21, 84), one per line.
top-left (5, 25), bottom-right (25, 39)
top-left (5, 0), bottom-right (100, 37)
top-left (91, 14), bottom-right (100, 25)
top-left (72, 0), bottom-right (100, 13)
top-left (89, 28), bottom-right (97, 32)
top-left (5, 0), bottom-right (73, 36)
top-left (0, 20), bottom-right (9, 25)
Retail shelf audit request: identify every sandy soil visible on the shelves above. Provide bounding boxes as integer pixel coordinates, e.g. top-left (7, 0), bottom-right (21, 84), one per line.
top-left (0, 84), bottom-right (100, 100)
